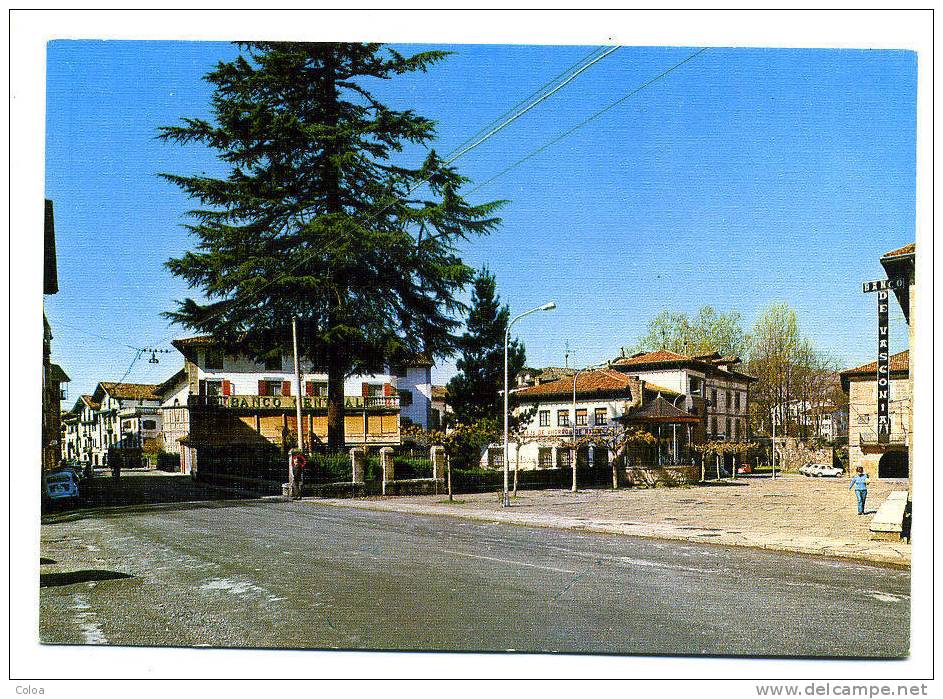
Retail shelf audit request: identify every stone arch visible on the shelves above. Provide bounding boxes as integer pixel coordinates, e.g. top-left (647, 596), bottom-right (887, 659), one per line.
top-left (878, 450), bottom-right (908, 479)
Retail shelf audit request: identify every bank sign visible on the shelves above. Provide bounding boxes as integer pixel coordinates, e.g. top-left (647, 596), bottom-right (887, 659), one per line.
top-left (863, 278), bottom-right (902, 443)
top-left (189, 395), bottom-right (396, 411)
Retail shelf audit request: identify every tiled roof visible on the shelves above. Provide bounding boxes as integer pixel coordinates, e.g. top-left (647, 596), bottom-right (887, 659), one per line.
top-left (882, 243), bottom-right (915, 259)
top-left (514, 368), bottom-right (635, 400)
top-left (611, 348), bottom-right (756, 382)
top-left (99, 382), bottom-right (161, 401)
top-left (840, 350), bottom-right (909, 378)
top-left (613, 349), bottom-right (690, 366)
top-left (80, 395), bottom-right (100, 410)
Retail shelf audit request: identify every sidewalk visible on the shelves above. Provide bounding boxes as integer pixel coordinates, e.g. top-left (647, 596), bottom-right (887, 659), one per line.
top-left (310, 474), bottom-right (911, 567)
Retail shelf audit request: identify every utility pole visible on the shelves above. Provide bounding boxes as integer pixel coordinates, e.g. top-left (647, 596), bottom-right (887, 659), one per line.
top-left (291, 316), bottom-right (304, 496)
top-left (771, 403), bottom-right (777, 480)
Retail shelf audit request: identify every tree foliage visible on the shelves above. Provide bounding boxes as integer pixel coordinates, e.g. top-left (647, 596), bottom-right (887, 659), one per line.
top-left (445, 269), bottom-right (526, 425)
top-left (746, 302), bottom-right (840, 440)
top-left (159, 42), bottom-right (505, 449)
top-left (624, 306), bottom-right (749, 358)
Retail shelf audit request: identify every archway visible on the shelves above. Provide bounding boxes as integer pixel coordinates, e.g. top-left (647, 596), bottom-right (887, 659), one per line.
top-left (878, 451), bottom-right (908, 479)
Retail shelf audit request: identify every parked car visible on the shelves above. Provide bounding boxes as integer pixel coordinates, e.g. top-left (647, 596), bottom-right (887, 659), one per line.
top-left (799, 463), bottom-right (816, 476)
top-left (813, 464), bottom-right (845, 478)
top-left (43, 470), bottom-right (80, 504)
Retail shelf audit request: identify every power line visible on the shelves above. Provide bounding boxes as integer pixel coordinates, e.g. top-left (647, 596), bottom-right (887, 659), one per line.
top-left (443, 45), bottom-right (612, 161)
top-left (147, 45), bottom-right (622, 349)
top-left (444, 46), bottom-right (621, 166)
top-left (468, 47), bottom-right (709, 194)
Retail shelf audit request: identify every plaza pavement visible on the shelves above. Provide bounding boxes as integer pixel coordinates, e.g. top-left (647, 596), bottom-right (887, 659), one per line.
top-left (313, 473), bottom-right (911, 567)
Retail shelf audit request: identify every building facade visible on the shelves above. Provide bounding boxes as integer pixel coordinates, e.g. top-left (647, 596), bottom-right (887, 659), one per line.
top-left (160, 336), bottom-right (432, 474)
top-left (42, 199), bottom-right (70, 472)
top-left (62, 384), bottom-right (162, 468)
top-left (841, 350), bottom-right (911, 480)
top-left (494, 350), bottom-right (755, 473)
top-left (610, 350), bottom-right (755, 444)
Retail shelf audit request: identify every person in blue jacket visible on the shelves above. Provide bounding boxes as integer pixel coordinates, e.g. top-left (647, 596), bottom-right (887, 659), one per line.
top-left (849, 466), bottom-right (869, 515)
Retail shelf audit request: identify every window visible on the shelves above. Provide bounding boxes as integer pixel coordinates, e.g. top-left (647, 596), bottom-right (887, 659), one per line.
top-left (594, 408), bottom-right (608, 425)
top-left (539, 410), bottom-right (550, 427)
top-left (689, 376), bottom-right (702, 396)
top-left (726, 391), bottom-right (731, 410)
top-left (726, 417), bottom-right (732, 437)
top-left (556, 449), bottom-right (571, 468)
top-left (204, 348), bottom-right (224, 371)
top-left (575, 409), bottom-right (588, 426)
top-left (261, 380), bottom-right (285, 396)
top-left (366, 384), bottom-right (385, 397)
top-left (205, 380), bottom-right (224, 397)
top-left (142, 419), bottom-right (157, 431)
top-left (398, 390), bottom-right (413, 407)
top-left (710, 417), bottom-right (716, 434)
top-left (557, 410), bottom-right (569, 427)
top-left (538, 448), bottom-right (553, 469)
top-left (264, 354), bottom-right (282, 371)
top-left (710, 388), bottom-right (717, 407)
top-left (735, 392), bottom-right (741, 412)
top-left (732, 420), bottom-right (738, 440)
top-left (858, 414), bottom-right (870, 425)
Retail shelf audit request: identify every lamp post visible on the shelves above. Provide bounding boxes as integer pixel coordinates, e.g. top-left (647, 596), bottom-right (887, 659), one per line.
top-left (504, 301), bottom-right (556, 507)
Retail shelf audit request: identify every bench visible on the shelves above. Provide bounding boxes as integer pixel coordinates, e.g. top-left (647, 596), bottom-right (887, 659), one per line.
top-left (870, 491), bottom-right (908, 540)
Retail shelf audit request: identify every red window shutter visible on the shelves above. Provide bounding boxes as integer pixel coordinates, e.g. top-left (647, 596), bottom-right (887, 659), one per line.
top-left (305, 381), bottom-right (314, 397)
top-left (222, 380), bottom-right (231, 397)
top-left (258, 380), bottom-right (268, 396)
top-left (362, 382), bottom-right (369, 397)
top-left (383, 382), bottom-right (392, 397)
top-left (282, 380), bottom-right (292, 396)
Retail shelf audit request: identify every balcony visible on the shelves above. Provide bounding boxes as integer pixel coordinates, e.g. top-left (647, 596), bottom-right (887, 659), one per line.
top-left (188, 394), bottom-right (400, 412)
top-left (859, 429), bottom-right (908, 448)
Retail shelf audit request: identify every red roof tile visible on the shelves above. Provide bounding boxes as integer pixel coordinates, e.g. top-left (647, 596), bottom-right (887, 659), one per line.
top-left (840, 350), bottom-right (909, 378)
top-left (514, 368), bottom-right (635, 400)
top-left (882, 243), bottom-right (915, 259)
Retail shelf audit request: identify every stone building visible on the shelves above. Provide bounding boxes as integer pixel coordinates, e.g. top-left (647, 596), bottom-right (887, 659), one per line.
top-left (840, 350), bottom-right (910, 480)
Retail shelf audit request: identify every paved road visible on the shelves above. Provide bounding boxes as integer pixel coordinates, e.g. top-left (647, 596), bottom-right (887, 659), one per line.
top-left (40, 495), bottom-right (910, 656)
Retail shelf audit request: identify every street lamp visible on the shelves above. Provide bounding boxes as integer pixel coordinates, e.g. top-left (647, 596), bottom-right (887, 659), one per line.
top-left (504, 301), bottom-right (556, 507)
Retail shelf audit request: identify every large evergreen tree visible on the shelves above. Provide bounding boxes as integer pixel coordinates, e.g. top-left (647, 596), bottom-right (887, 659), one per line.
top-left (159, 42), bottom-right (504, 449)
top-left (446, 269), bottom-right (526, 425)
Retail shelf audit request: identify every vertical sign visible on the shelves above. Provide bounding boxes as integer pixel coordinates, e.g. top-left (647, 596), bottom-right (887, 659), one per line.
top-left (876, 289), bottom-right (890, 443)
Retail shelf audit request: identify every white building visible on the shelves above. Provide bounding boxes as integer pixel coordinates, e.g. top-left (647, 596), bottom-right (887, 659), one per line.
top-left (489, 349), bottom-right (755, 473)
top-left (157, 336), bottom-right (433, 474)
top-left (61, 383), bottom-right (162, 468)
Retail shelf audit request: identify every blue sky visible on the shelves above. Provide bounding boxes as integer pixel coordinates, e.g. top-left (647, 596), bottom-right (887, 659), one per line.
top-left (44, 41), bottom-right (916, 402)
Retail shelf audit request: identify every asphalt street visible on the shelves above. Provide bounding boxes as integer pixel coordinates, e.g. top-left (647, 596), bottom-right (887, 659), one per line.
top-left (40, 493), bottom-right (910, 656)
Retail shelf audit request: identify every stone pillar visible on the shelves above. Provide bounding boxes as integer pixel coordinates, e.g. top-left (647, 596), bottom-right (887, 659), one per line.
top-left (551, 445), bottom-right (558, 469)
top-left (431, 445), bottom-right (446, 480)
top-left (380, 446), bottom-right (395, 495)
top-left (350, 447), bottom-right (365, 484)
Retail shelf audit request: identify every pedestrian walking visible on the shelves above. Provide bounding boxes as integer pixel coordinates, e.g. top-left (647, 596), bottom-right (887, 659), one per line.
top-left (849, 466), bottom-right (869, 515)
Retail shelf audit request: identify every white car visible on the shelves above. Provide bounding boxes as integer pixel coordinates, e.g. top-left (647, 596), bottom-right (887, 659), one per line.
top-left (799, 463), bottom-right (817, 476)
top-left (813, 464), bottom-right (845, 478)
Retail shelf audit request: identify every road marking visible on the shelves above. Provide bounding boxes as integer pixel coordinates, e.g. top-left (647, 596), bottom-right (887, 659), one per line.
top-left (442, 550), bottom-right (578, 574)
